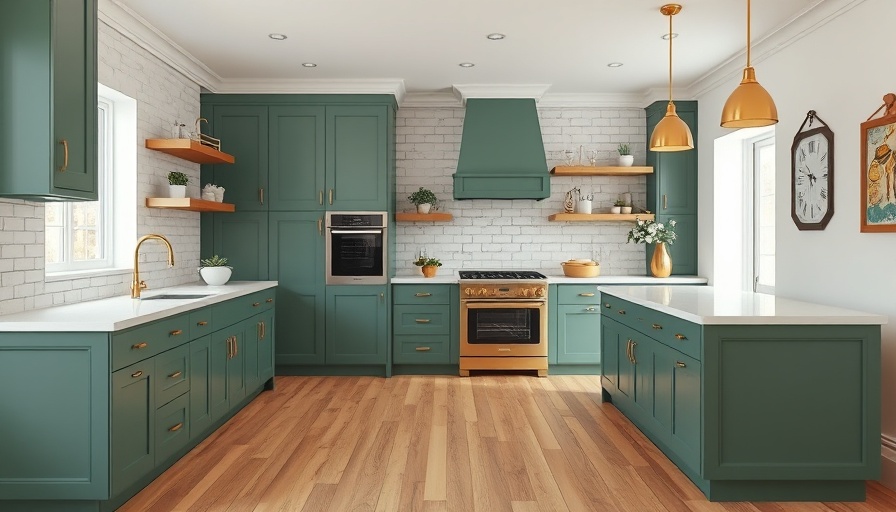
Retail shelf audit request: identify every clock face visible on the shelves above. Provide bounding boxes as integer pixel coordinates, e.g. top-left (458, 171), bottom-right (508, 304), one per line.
top-left (793, 131), bottom-right (832, 226)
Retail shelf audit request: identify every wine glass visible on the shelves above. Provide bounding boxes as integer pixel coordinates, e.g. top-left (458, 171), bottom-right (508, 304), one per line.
top-left (564, 150), bottom-right (575, 166)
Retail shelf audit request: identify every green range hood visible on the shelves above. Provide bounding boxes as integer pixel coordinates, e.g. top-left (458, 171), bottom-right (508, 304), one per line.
top-left (453, 98), bottom-right (550, 200)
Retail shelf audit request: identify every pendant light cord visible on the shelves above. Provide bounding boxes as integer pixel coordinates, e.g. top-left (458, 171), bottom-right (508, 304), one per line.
top-left (746, 0), bottom-right (751, 68)
top-left (668, 10), bottom-right (673, 103)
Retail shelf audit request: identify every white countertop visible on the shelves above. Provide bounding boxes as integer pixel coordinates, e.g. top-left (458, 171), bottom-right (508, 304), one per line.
top-left (599, 285), bottom-right (888, 326)
top-left (0, 281), bottom-right (277, 332)
top-left (392, 272), bottom-right (707, 285)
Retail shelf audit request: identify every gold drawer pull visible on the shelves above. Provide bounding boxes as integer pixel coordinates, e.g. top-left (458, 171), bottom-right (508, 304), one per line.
top-left (674, 333), bottom-right (688, 340)
top-left (168, 371), bottom-right (183, 379)
top-left (675, 361), bottom-right (687, 368)
top-left (415, 319), bottom-right (431, 324)
top-left (415, 347), bottom-right (431, 352)
top-left (414, 292), bottom-right (432, 297)
top-left (170, 329), bottom-right (183, 336)
top-left (579, 292), bottom-right (595, 297)
top-left (652, 324), bottom-right (662, 330)
top-left (604, 303), bottom-right (611, 308)
top-left (131, 370), bottom-right (143, 378)
top-left (266, 298), bottom-right (274, 303)
top-left (59, 139), bottom-right (69, 172)
top-left (585, 307), bottom-right (596, 312)
top-left (132, 342), bottom-right (148, 350)
top-left (617, 310), bottom-right (626, 315)
top-left (168, 422), bottom-right (184, 432)
top-left (252, 302), bottom-right (261, 307)
top-left (498, 348), bottom-right (511, 352)
top-left (196, 320), bottom-right (208, 326)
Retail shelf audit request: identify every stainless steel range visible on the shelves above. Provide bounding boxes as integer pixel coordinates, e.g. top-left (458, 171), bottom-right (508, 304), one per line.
top-left (458, 270), bottom-right (548, 377)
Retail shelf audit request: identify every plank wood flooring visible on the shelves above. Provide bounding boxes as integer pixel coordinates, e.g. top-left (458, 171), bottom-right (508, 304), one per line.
top-left (119, 376), bottom-right (896, 512)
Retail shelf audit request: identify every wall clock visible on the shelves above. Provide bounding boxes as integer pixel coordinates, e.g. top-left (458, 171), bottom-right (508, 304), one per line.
top-left (791, 110), bottom-right (834, 230)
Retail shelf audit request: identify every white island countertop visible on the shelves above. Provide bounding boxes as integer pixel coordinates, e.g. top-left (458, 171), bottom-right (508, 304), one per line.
top-left (392, 272), bottom-right (707, 285)
top-left (0, 281), bottom-right (278, 332)
top-left (599, 285), bottom-right (887, 325)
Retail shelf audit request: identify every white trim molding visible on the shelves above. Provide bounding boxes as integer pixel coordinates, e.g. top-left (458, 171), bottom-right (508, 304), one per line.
top-left (452, 84), bottom-right (552, 104)
top-left (212, 78), bottom-right (407, 102)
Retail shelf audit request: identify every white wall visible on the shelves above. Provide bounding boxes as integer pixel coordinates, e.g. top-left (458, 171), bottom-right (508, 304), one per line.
top-left (394, 106), bottom-right (650, 276)
top-left (0, 20), bottom-right (202, 315)
top-left (694, 0), bottom-right (896, 485)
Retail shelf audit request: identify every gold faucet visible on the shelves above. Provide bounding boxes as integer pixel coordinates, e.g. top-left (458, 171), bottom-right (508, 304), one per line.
top-left (132, 234), bottom-right (175, 299)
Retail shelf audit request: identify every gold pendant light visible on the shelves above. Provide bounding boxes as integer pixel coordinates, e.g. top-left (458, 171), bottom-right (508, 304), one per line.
top-left (720, 0), bottom-right (778, 128)
top-left (650, 4), bottom-right (694, 152)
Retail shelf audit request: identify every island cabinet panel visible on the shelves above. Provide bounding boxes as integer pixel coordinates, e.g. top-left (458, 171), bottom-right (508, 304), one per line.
top-left (189, 335), bottom-right (214, 437)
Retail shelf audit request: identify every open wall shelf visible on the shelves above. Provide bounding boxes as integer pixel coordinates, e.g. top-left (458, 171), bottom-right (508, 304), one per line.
top-left (145, 198), bottom-right (235, 212)
top-left (145, 139), bottom-right (235, 165)
top-left (550, 166), bottom-right (653, 176)
top-left (548, 213), bottom-right (655, 222)
top-left (395, 212), bottom-right (453, 222)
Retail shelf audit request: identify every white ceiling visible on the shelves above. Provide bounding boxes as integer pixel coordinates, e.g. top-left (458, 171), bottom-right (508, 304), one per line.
top-left (113, 0), bottom-right (822, 98)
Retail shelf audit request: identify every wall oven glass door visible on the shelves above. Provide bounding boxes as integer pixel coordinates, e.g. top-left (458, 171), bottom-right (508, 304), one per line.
top-left (460, 301), bottom-right (547, 357)
top-left (327, 229), bottom-right (385, 284)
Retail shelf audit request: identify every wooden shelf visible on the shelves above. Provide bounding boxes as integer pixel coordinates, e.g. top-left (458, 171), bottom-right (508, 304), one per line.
top-left (395, 212), bottom-right (453, 222)
top-left (145, 139), bottom-right (235, 165)
top-left (550, 166), bottom-right (653, 176)
top-left (145, 198), bottom-right (235, 212)
top-left (548, 213), bottom-right (655, 222)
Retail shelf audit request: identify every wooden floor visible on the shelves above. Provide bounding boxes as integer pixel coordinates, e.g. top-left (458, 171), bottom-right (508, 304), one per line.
top-left (120, 375), bottom-right (896, 512)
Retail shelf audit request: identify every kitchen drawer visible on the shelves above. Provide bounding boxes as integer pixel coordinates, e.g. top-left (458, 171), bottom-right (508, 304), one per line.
top-left (189, 308), bottom-right (214, 340)
top-left (638, 311), bottom-right (701, 360)
top-left (557, 285), bottom-right (601, 305)
top-left (112, 314), bottom-right (191, 371)
top-left (393, 335), bottom-right (450, 364)
top-left (600, 295), bottom-right (650, 327)
top-left (155, 344), bottom-right (190, 407)
top-left (393, 284), bottom-right (451, 305)
top-left (212, 289), bottom-right (275, 329)
top-left (393, 305), bottom-right (450, 335)
top-left (154, 392), bottom-right (189, 465)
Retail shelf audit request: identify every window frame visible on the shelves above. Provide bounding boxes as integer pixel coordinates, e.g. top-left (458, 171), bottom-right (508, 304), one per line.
top-left (744, 133), bottom-right (776, 294)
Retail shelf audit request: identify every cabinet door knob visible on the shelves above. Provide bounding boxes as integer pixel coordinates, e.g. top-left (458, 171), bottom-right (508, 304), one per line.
top-left (579, 292), bottom-right (595, 297)
top-left (253, 302), bottom-right (261, 307)
top-left (604, 303), bottom-right (611, 308)
top-left (59, 139), bottom-right (69, 172)
top-left (651, 324), bottom-right (662, 330)
top-left (196, 320), bottom-right (208, 326)
top-left (168, 422), bottom-right (184, 432)
top-left (414, 292), bottom-right (432, 297)
top-left (617, 310), bottom-right (626, 315)
top-left (169, 329), bottom-right (183, 336)
top-left (415, 347), bottom-right (431, 352)
top-left (674, 333), bottom-right (687, 340)
top-left (131, 370), bottom-right (143, 378)
top-left (168, 371), bottom-right (183, 379)
top-left (266, 298), bottom-right (274, 303)
top-left (132, 342), bottom-right (148, 350)
top-left (675, 361), bottom-right (687, 368)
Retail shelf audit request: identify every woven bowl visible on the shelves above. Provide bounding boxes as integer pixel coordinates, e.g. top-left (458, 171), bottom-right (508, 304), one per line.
top-left (561, 261), bottom-right (601, 278)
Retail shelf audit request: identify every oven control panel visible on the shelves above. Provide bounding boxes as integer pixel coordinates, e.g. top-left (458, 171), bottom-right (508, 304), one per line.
top-left (462, 286), bottom-right (545, 298)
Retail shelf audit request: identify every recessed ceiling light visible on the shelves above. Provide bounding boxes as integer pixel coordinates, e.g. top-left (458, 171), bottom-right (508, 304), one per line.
top-left (607, 62), bottom-right (624, 68)
top-left (661, 33), bottom-right (678, 40)
top-left (459, 62), bottom-right (475, 68)
top-left (302, 62), bottom-right (317, 68)
top-left (268, 33), bottom-right (287, 40)
top-left (486, 33), bottom-right (505, 40)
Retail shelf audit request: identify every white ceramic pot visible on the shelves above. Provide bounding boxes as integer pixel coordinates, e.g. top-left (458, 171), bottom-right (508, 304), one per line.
top-left (621, 206), bottom-right (632, 214)
top-left (416, 203), bottom-right (432, 214)
top-left (199, 266), bottom-right (232, 286)
top-left (574, 200), bottom-right (592, 214)
top-left (168, 184), bottom-right (186, 198)
top-left (610, 206), bottom-right (622, 214)
top-left (617, 155), bottom-right (634, 167)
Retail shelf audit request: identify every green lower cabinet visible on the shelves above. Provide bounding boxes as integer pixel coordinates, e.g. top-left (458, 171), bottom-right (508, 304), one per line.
top-left (651, 342), bottom-right (701, 472)
top-left (326, 286), bottom-right (388, 364)
top-left (391, 285), bottom-right (458, 370)
top-left (256, 310), bottom-right (275, 382)
top-left (111, 360), bottom-right (155, 497)
top-left (555, 304), bottom-right (601, 364)
top-left (209, 325), bottom-right (249, 423)
top-left (154, 393), bottom-right (190, 465)
top-left (189, 335), bottom-right (213, 438)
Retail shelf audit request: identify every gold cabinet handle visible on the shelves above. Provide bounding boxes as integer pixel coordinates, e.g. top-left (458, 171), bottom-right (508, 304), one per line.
top-left (196, 320), bottom-right (208, 326)
top-left (169, 329), bottom-right (183, 336)
top-left (131, 370), bottom-right (143, 378)
top-left (233, 337), bottom-right (238, 357)
top-left (585, 307), bottom-right (596, 312)
top-left (261, 321), bottom-right (265, 340)
top-left (253, 302), bottom-right (261, 307)
top-left (579, 292), bottom-right (595, 297)
top-left (329, 189), bottom-right (334, 205)
top-left (415, 319), bottom-right (431, 324)
top-left (257, 321), bottom-right (266, 340)
top-left (625, 340), bottom-right (632, 364)
top-left (618, 310), bottom-right (626, 315)
top-left (414, 292), bottom-right (432, 297)
top-left (651, 324), bottom-right (662, 330)
top-left (266, 298), bottom-right (274, 303)
top-left (663, 194), bottom-right (667, 210)
top-left (674, 333), bottom-right (687, 340)
top-left (319, 190), bottom-right (323, 205)
top-left (168, 371), bottom-right (182, 379)
top-left (132, 342), bottom-right (148, 350)
top-left (498, 348), bottom-right (512, 352)
top-left (227, 337), bottom-right (233, 358)
top-left (630, 341), bottom-right (637, 364)
top-left (604, 303), bottom-right (611, 308)
top-left (59, 139), bottom-right (69, 172)
top-left (380, 292), bottom-right (385, 302)
top-left (415, 347), bottom-right (431, 352)
top-left (259, 188), bottom-right (265, 205)
top-left (318, 218), bottom-right (323, 237)
top-left (168, 422), bottom-right (184, 432)
top-left (675, 361), bottom-right (687, 368)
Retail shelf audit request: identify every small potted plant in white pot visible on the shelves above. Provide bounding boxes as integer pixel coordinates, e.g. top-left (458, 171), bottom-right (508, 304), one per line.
top-left (413, 256), bottom-right (442, 278)
top-left (408, 187), bottom-right (438, 214)
top-left (167, 171), bottom-right (189, 198)
top-left (617, 144), bottom-right (634, 167)
top-left (619, 196), bottom-right (633, 214)
top-left (199, 255), bottom-right (232, 286)
top-left (611, 199), bottom-right (626, 214)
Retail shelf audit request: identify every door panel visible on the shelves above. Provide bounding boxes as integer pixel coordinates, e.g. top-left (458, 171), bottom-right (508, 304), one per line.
top-left (111, 361), bottom-right (154, 496)
top-left (326, 286), bottom-right (387, 364)
top-left (269, 106), bottom-right (325, 211)
top-left (557, 304), bottom-right (601, 364)
top-left (189, 336), bottom-right (213, 438)
top-left (326, 106), bottom-right (388, 210)
top-left (210, 106), bottom-right (268, 211)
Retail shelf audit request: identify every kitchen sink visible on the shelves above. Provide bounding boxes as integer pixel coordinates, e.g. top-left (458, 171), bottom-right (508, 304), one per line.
top-left (141, 294), bottom-right (212, 300)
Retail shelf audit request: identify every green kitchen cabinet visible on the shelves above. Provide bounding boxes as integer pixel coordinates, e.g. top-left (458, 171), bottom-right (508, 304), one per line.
top-left (153, 393), bottom-right (190, 466)
top-left (209, 326), bottom-right (246, 422)
top-left (206, 105), bottom-right (269, 211)
top-left (326, 106), bottom-right (390, 210)
top-left (326, 285), bottom-right (388, 365)
top-left (213, 212), bottom-right (269, 281)
top-left (269, 212), bottom-right (325, 366)
top-left (269, 106), bottom-right (326, 210)
top-left (391, 284), bottom-right (459, 368)
top-left (646, 100), bottom-right (697, 275)
top-left (255, 310), bottom-right (275, 383)
top-left (652, 341), bottom-right (701, 472)
top-left (189, 335), bottom-right (213, 438)
top-left (554, 284), bottom-right (602, 366)
top-left (111, 360), bottom-right (155, 497)
top-left (0, 0), bottom-right (97, 201)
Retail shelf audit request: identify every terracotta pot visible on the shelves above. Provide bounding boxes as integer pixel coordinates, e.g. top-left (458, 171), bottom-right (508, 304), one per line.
top-left (650, 242), bottom-right (672, 278)
top-left (421, 265), bottom-right (438, 278)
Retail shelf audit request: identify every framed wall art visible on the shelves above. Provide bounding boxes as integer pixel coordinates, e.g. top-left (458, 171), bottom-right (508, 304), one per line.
top-left (861, 93), bottom-right (896, 232)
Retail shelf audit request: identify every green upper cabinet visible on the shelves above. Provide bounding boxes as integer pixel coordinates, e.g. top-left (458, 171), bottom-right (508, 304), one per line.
top-left (326, 106), bottom-right (389, 211)
top-left (326, 285), bottom-right (388, 365)
top-left (646, 100), bottom-right (698, 275)
top-left (0, 0), bottom-right (97, 201)
top-left (269, 106), bottom-right (326, 210)
top-left (208, 106), bottom-right (269, 211)
top-left (212, 212), bottom-right (269, 280)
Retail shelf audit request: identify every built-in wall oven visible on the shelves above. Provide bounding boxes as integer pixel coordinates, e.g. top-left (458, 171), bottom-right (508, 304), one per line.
top-left (458, 271), bottom-right (548, 377)
top-left (325, 211), bottom-right (387, 285)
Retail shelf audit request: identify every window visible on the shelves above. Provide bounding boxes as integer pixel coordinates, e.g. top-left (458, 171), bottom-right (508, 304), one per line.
top-left (749, 135), bottom-right (775, 294)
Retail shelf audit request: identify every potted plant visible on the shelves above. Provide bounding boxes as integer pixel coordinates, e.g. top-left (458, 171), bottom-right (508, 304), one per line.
top-left (618, 196), bottom-right (632, 214)
top-left (611, 199), bottom-right (626, 214)
top-left (199, 255), bottom-right (232, 286)
top-left (408, 187), bottom-right (438, 214)
top-left (626, 218), bottom-right (677, 277)
top-left (617, 143), bottom-right (634, 167)
top-left (167, 171), bottom-right (189, 198)
top-left (413, 256), bottom-right (442, 278)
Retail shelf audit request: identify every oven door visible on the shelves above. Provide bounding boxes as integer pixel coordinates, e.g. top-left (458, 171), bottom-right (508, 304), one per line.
top-left (460, 301), bottom-right (548, 357)
top-left (326, 228), bottom-right (386, 284)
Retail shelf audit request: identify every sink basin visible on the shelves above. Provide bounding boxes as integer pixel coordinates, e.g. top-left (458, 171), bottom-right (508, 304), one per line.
top-left (141, 294), bottom-right (212, 300)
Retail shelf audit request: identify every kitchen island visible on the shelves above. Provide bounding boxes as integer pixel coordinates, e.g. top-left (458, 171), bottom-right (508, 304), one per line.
top-left (599, 285), bottom-right (886, 502)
